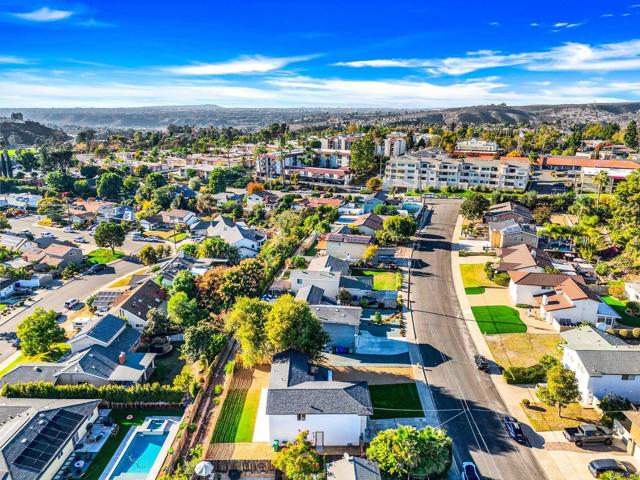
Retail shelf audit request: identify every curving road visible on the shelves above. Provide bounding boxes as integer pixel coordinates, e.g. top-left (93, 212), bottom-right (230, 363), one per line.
top-left (410, 199), bottom-right (546, 480)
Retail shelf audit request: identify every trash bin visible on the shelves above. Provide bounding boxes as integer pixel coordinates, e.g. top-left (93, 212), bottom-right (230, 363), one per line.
top-left (272, 440), bottom-right (279, 452)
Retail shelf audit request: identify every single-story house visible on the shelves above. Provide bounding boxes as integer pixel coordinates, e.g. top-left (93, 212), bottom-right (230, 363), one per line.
top-left (488, 219), bottom-right (539, 249)
top-left (349, 213), bottom-right (384, 236)
top-left (261, 349), bottom-right (372, 446)
top-left (362, 191), bottom-right (388, 214)
top-left (495, 243), bottom-right (554, 273)
top-left (294, 197), bottom-right (344, 210)
top-left (0, 278), bottom-right (17, 298)
top-left (0, 398), bottom-right (100, 480)
top-left (310, 305), bottom-right (362, 351)
top-left (117, 279), bottom-right (167, 330)
top-left (207, 215), bottom-right (267, 258)
top-left (140, 209), bottom-right (198, 230)
top-left (308, 255), bottom-right (350, 275)
top-left (326, 456), bottom-right (382, 480)
top-left (22, 244), bottom-right (83, 270)
top-left (562, 326), bottom-right (640, 405)
top-left (324, 233), bottom-right (372, 262)
top-left (159, 253), bottom-right (222, 285)
top-left (246, 191), bottom-right (278, 211)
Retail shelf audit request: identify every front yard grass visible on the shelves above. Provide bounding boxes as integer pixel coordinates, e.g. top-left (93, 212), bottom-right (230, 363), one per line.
top-left (602, 295), bottom-right (640, 327)
top-left (0, 342), bottom-right (70, 378)
top-left (353, 269), bottom-right (396, 290)
top-left (472, 305), bottom-right (527, 334)
top-left (87, 248), bottom-right (124, 264)
top-left (485, 333), bottom-right (562, 368)
top-left (369, 383), bottom-right (424, 419)
top-left (82, 408), bottom-right (184, 480)
top-left (522, 402), bottom-right (601, 432)
top-left (460, 264), bottom-right (498, 295)
top-left (149, 344), bottom-right (186, 385)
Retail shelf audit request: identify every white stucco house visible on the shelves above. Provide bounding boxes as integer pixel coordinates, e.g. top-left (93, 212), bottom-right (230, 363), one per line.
top-left (508, 272), bottom-right (619, 330)
top-left (208, 215), bottom-right (266, 258)
top-left (253, 350), bottom-right (372, 446)
top-left (562, 326), bottom-right (640, 406)
top-left (324, 233), bottom-right (372, 262)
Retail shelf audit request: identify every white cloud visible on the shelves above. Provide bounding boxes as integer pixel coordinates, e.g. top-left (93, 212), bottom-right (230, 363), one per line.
top-left (601, 13), bottom-right (614, 17)
top-left (554, 22), bottom-right (569, 27)
top-left (0, 55), bottom-right (28, 64)
top-left (333, 39), bottom-right (640, 75)
top-left (12, 7), bottom-right (73, 22)
top-left (164, 55), bottom-right (314, 75)
top-left (530, 22), bottom-right (539, 26)
top-left (488, 22), bottom-right (500, 27)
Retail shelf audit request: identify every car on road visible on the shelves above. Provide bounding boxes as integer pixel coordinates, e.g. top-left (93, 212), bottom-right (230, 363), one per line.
top-left (95, 306), bottom-right (109, 316)
top-left (19, 229), bottom-right (32, 236)
top-left (131, 233), bottom-right (145, 241)
top-left (40, 232), bottom-right (55, 238)
top-left (564, 424), bottom-right (613, 447)
top-left (86, 264), bottom-right (106, 275)
top-left (474, 354), bottom-right (489, 372)
top-left (73, 236), bottom-right (88, 243)
top-left (461, 462), bottom-right (480, 480)
top-left (63, 226), bottom-right (73, 233)
top-left (588, 459), bottom-right (630, 477)
top-left (502, 416), bottom-right (528, 444)
top-left (64, 298), bottom-right (80, 309)
top-left (146, 236), bottom-right (162, 242)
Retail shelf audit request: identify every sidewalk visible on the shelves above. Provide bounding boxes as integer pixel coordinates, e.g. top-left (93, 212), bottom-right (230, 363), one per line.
top-left (450, 214), bottom-right (565, 479)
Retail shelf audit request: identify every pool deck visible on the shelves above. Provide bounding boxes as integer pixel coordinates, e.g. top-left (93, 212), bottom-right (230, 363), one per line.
top-left (98, 416), bottom-right (181, 480)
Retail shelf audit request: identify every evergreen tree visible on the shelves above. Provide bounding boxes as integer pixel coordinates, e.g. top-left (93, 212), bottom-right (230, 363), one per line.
top-left (5, 152), bottom-right (13, 178)
top-left (624, 120), bottom-right (638, 149)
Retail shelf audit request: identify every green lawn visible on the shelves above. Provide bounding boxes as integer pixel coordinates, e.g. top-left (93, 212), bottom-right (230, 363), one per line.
top-left (82, 408), bottom-right (184, 480)
top-left (471, 306), bottom-right (527, 334)
top-left (460, 264), bottom-right (497, 295)
top-left (303, 240), bottom-right (318, 256)
top-left (149, 344), bottom-right (186, 385)
top-left (353, 269), bottom-right (396, 290)
top-left (212, 383), bottom-right (261, 443)
top-left (86, 248), bottom-right (125, 264)
top-left (0, 343), bottom-right (69, 378)
top-left (369, 383), bottom-right (424, 419)
top-left (602, 295), bottom-right (640, 327)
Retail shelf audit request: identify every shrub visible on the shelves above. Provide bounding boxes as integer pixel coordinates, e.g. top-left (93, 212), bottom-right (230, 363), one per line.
top-left (214, 384), bottom-right (223, 396)
top-left (619, 329), bottom-right (630, 338)
top-left (515, 304), bottom-right (532, 309)
top-left (627, 301), bottom-right (640, 316)
top-left (599, 394), bottom-right (631, 428)
top-left (502, 355), bottom-right (559, 385)
top-left (395, 271), bottom-right (403, 290)
top-left (493, 272), bottom-right (511, 287)
top-left (608, 283), bottom-right (626, 300)
top-left (633, 328), bottom-right (640, 339)
top-left (223, 360), bottom-right (235, 375)
top-left (522, 399), bottom-right (531, 408)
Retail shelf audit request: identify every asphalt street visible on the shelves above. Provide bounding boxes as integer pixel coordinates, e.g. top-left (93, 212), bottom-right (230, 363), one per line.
top-left (410, 199), bottom-right (546, 480)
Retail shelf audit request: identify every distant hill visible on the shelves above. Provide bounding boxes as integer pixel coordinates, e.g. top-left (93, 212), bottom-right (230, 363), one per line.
top-left (1, 102), bottom-right (639, 131)
top-left (0, 119), bottom-right (70, 146)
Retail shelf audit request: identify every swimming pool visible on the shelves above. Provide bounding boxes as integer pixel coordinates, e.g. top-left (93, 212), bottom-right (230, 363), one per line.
top-left (99, 416), bottom-right (181, 480)
top-left (111, 433), bottom-right (167, 479)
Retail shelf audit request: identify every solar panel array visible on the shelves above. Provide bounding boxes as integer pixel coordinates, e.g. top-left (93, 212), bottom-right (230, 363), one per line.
top-left (14, 410), bottom-right (84, 472)
top-left (93, 291), bottom-right (120, 308)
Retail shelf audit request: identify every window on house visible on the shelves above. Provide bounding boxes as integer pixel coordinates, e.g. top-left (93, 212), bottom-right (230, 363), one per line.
top-left (297, 414), bottom-right (306, 421)
top-left (622, 374), bottom-right (636, 381)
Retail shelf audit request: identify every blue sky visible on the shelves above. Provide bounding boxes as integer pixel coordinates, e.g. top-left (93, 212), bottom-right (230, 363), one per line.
top-left (1, 0), bottom-right (640, 108)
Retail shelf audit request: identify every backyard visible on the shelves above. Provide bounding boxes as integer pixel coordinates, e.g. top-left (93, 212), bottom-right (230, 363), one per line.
top-left (82, 408), bottom-right (184, 480)
top-left (352, 269), bottom-right (396, 290)
top-left (522, 402), bottom-right (601, 432)
top-left (149, 344), bottom-right (186, 385)
top-left (369, 383), bottom-right (424, 419)
top-left (485, 333), bottom-right (562, 368)
top-left (460, 263), bottom-right (499, 295)
top-left (211, 367), bottom-right (268, 443)
top-left (602, 295), bottom-right (640, 327)
top-left (471, 305), bottom-right (527, 334)
top-left (87, 248), bottom-right (125, 265)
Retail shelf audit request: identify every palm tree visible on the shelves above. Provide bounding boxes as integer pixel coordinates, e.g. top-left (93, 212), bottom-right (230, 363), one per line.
top-left (568, 196), bottom-right (593, 224)
top-left (593, 170), bottom-right (610, 209)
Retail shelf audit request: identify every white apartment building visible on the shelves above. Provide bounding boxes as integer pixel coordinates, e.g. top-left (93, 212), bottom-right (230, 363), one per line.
top-left (456, 138), bottom-right (500, 153)
top-left (383, 150), bottom-right (529, 191)
top-left (382, 133), bottom-right (407, 157)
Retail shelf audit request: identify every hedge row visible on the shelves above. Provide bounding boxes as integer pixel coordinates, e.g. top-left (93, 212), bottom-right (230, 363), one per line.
top-left (1, 381), bottom-right (185, 403)
top-left (502, 355), bottom-right (558, 385)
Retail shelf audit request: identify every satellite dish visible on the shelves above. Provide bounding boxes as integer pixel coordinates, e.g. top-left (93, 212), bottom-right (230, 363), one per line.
top-left (195, 461), bottom-right (214, 477)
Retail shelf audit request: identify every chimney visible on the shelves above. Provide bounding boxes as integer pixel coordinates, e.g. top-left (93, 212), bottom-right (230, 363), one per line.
top-left (542, 295), bottom-right (548, 306)
top-left (118, 352), bottom-right (126, 365)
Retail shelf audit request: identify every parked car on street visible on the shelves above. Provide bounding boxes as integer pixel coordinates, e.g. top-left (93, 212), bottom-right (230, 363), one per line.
top-left (64, 298), bottom-right (80, 309)
top-left (588, 459), bottom-right (630, 477)
top-left (63, 226), bottom-right (73, 233)
top-left (564, 424), bottom-right (613, 447)
top-left (474, 354), bottom-right (489, 372)
top-left (19, 229), bottom-right (32, 236)
top-left (73, 236), bottom-right (88, 243)
top-left (86, 264), bottom-right (106, 275)
top-left (40, 232), bottom-right (55, 238)
top-left (502, 416), bottom-right (528, 444)
top-left (461, 462), bottom-right (480, 480)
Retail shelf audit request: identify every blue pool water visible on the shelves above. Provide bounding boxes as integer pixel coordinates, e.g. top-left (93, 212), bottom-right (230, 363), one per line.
top-left (110, 432), bottom-right (168, 479)
top-left (147, 419), bottom-right (165, 430)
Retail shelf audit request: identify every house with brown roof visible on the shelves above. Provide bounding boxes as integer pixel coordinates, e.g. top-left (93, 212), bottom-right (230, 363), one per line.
top-left (349, 213), bottom-right (383, 236)
top-left (508, 272), bottom-right (619, 330)
top-left (117, 279), bottom-right (167, 330)
top-left (22, 243), bottom-right (83, 270)
top-left (495, 244), bottom-right (553, 273)
top-left (293, 197), bottom-right (344, 210)
top-left (483, 202), bottom-right (534, 226)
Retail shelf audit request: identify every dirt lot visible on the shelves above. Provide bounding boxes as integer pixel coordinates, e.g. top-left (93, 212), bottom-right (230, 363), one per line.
top-left (331, 366), bottom-right (414, 384)
top-left (486, 333), bottom-right (562, 368)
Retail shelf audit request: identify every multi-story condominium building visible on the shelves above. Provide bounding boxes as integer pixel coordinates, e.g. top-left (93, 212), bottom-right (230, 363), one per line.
top-left (319, 134), bottom-right (364, 151)
top-left (255, 149), bottom-right (352, 185)
top-left (456, 138), bottom-right (500, 153)
top-left (383, 133), bottom-right (407, 157)
top-left (383, 150), bottom-right (529, 191)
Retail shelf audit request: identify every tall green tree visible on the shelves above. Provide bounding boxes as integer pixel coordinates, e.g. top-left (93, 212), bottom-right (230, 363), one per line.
top-left (45, 170), bottom-right (74, 193)
top-left (93, 222), bottom-right (125, 254)
top-left (167, 291), bottom-right (204, 328)
top-left (209, 168), bottom-right (227, 193)
top-left (624, 120), bottom-right (639, 149)
top-left (460, 193), bottom-right (490, 220)
top-left (16, 308), bottom-right (65, 357)
top-left (272, 432), bottom-right (322, 480)
top-left (608, 171), bottom-right (640, 259)
top-left (225, 297), bottom-right (272, 366)
top-left (537, 364), bottom-right (581, 417)
top-left (350, 135), bottom-right (376, 176)
top-left (96, 172), bottom-right (123, 199)
top-left (171, 270), bottom-right (197, 298)
top-left (181, 323), bottom-right (226, 365)
top-left (197, 237), bottom-right (240, 263)
top-left (593, 170), bottom-right (610, 208)
top-left (366, 426), bottom-right (452, 478)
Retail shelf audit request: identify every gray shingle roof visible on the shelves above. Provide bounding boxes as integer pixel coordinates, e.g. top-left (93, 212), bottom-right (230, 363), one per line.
top-left (266, 350), bottom-right (372, 416)
top-left (308, 255), bottom-right (349, 275)
top-left (296, 285), bottom-right (325, 305)
top-left (327, 457), bottom-right (382, 480)
top-left (311, 305), bottom-right (362, 326)
top-left (82, 314), bottom-right (126, 344)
